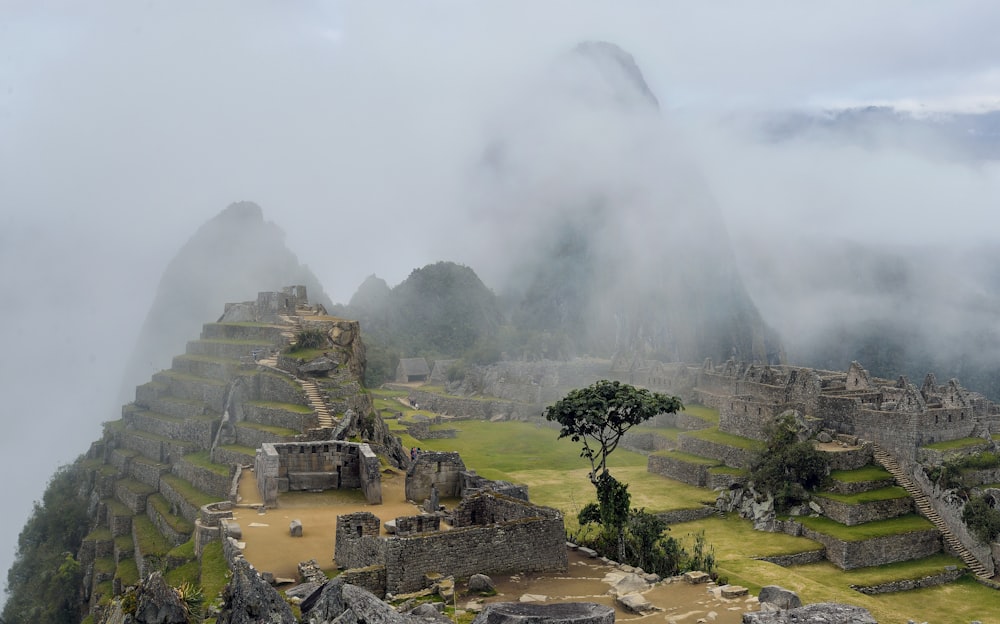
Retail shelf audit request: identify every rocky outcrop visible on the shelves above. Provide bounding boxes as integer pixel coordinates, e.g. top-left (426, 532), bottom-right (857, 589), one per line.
top-left (303, 578), bottom-right (411, 624)
top-left (743, 602), bottom-right (876, 623)
top-left (217, 557), bottom-right (296, 624)
top-left (472, 602), bottom-right (614, 624)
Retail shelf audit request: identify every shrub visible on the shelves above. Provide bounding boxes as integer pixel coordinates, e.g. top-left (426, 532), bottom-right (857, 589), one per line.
top-left (749, 414), bottom-right (830, 512)
top-left (962, 495), bottom-right (1000, 544)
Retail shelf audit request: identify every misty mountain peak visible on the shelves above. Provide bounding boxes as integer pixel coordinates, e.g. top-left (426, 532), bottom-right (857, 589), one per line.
top-left (567, 40), bottom-right (660, 110)
top-left (216, 200), bottom-right (265, 222)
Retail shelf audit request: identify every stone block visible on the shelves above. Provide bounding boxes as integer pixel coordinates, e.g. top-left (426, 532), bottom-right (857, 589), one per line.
top-left (683, 571), bottom-right (710, 584)
top-left (290, 519), bottom-right (303, 537)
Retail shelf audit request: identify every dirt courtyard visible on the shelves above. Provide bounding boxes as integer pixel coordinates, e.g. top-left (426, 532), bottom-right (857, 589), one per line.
top-left (231, 468), bottom-right (758, 623)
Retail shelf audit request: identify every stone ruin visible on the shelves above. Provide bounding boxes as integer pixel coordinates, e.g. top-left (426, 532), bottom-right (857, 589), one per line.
top-left (255, 440), bottom-right (382, 507)
top-left (334, 491), bottom-right (567, 597)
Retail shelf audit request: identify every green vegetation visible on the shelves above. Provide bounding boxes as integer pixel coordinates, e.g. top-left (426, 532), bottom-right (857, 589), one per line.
top-left (815, 486), bottom-right (909, 505)
top-left (748, 414), bottom-right (830, 512)
top-left (165, 560), bottom-right (201, 587)
top-left (922, 436), bottom-right (987, 451)
top-left (830, 465), bottom-right (892, 483)
top-left (200, 541), bottom-right (229, 606)
top-left (161, 474), bottom-right (217, 509)
top-left (115, 534), bottom-right (135, 554)
top-left (796, 514), bottom-right (934, 541)
top-left (183, 451), bottom-right (231, 477)
top-left (148, 494), bottom-right (195, 534)
top-left (683, 427), bottom-right (764, 451)
top-left (927, 451), bottom-right (1000, 488)
top-left (217, 445), bottom-right (257, 461)
top-left (158, 369), bottom-right (227, 386)
top-left (288, 328), bottom-right (329, 353)
top-left (3, 463), bottom-right (90, 624)
top-left (247, 400), bottom-right (313, 414)
top-left (237, 421), bottom-right (299, 437)
top-left (115, 559), bottom-right (140, 587)
top-left (962, 494), bottom-right (1000, 543)
top-left (653, 449), bottom-right (722, 465)
top-left (545, 381), bottom-right (686, 566)
top-left (679, 404), bottom-right (721, 425)
top-left (168, 538), bottom-right (196, 562)
top-left (133, 516), bottom-right (171, 557)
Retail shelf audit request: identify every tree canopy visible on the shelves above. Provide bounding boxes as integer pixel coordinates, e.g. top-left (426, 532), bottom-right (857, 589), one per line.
top-left (544, 379), bottom-right (682, 483)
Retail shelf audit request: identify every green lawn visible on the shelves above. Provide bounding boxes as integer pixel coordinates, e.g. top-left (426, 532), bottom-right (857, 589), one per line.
top-left (680, 404), bottom-right (720, 425)
top-left (923, 437), bottom-right (987, 451)
top-left (815, 486), bottom-right (909, 505)
top-left (830, 466), bottom-right (892, 482)
top-left (682, 427), bottom-right (764, 451)
top-left (796, 514), bottom-right (934, 541)
top-left (651, 449), bottom-right (722, 465)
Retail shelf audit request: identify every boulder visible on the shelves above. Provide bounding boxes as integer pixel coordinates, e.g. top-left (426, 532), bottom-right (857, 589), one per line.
top-left (217, 558), bottom-right (296, 624)
top-left (742, 602), bottom-right (876, 623)
top-left (468, 574), bottom-right (496, 594)
top-left (134, 572), bottom-right (189, 624)
top-left (816, 431), bottom-right (832, 443)
top-left (616, 593), bottom-right (660, 614)
top-left (683, 571), bottom-right (710, 584)
top-left (472, 602), bottom-right (614, 624)
top-left (720, 585), bottom-right (748, 598)
top-left (290, 519), bottom-right (303, 537)
top-left (603, 572), bottom-right (650, 596)
top-left (757, 586), bottom-right (801, 610)
top-left (301, 356), bottom-right (337, 373)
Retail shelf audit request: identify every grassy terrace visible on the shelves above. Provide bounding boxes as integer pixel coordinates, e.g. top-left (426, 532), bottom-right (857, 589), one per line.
top-left (127, 429), bottom-right (199, 451)
top-left (708, 465), bottom-right (747, 476)
top-left (157, 369), bottom-right (227, 386)
top-left (218, 445), bottom-right (257, 461)
top-left (184, 451), bottom-right (231, 477)
top-left (84, 527), bottom-right (112, 542)
top-left (114, 534), bottom-right (134, 553)
top-left (175, 353), bottom-right (242, 365)
top-left (104, 498), bottom-right (133, 517)
top-left (247, 400), bottom-right (313, 414)
top-left (94, 557), bottom-right (116, 576)
top-left (796, 514), bottom-right (934, 541)
top-left (117, 478), bottom-right (156, 497)
top-left (115, 559), bottom-right (140, 587)
top-left (830, 465), bottom-right (893, 482)
top-left (148, 493), bottom-right (195, 534)
top-left (200, 541), bottom-right (229, 606)
top-left (679, 404), bottom-right (721, 425)
top-left (196, 337), bottom-right (274, 345)
top-left (682, 427), bottom-right (764, 451)
top-left (922, 436), bottom-right (987, 451)
top-left (132, 515), bottom-right (171, 557)
top-left (237, 422), bottom-right (299, 437)
top-left (161, 474), bottom-right (217, 509)
top-left (651, 449), bottom-right (722, 465)
top-left (816, 486), bottom-right (909, 505)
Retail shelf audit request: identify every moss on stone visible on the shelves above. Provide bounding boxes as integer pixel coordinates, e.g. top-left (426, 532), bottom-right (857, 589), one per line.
top-left (148, 493), bottom-right (195, 534)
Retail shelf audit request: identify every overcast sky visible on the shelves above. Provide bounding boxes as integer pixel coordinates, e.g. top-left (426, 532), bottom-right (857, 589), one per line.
top-left (4, 1), bottom-right (1000, 598)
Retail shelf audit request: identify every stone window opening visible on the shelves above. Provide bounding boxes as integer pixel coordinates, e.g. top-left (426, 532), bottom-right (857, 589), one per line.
top-left (356, 525), bottom-right (363, 537)
top-left (436, 462), bottom-right (442, 473)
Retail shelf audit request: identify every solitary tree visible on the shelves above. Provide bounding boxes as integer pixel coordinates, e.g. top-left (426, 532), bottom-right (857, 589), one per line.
top-left (545, 379), bottom-right (682, 558)
top-left (545, 379), bottom-right (682, 485)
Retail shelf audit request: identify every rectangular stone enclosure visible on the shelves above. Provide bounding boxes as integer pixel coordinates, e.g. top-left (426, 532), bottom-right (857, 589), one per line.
top-left (255, 440), bottom-right (382, 506)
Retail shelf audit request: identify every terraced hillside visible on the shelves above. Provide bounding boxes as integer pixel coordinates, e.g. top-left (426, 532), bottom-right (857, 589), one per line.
top-left (74, 289), bottom-right (379, 621)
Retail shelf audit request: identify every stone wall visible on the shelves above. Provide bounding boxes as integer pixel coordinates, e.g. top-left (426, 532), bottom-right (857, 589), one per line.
top-left (401, 389), bottom-right (537, 421)
top-left (825, 445), bottom-right (874, 471)
top-left (828, 476), bottom-right (895, 496)
top-left (336, 494), bottom-right (566, 597)
top-left (335, 512), bottom-right (385, 571)
top-left (255, 440), bottom-right (381, 507)
top-left (918, 439), bottom-right (992, 466)
top-left (171, 456), bottom-right (231, 499)
top-left (158, 478), bottom-right (201, 524)
top-left (677, 435), bottom-right (756, 469)
top-left (850, 568), bottom-right (966, 595)
top-left (814, 495), bottom-right (914, 526)
top-left (654, 507), bottom-right (717, 524)
top-left (753, 550), bottom-right (826, 567)
top-left (405, 452), bottom-right (465, 502)
top-left (242, 402), bottom-right (311, 432)
top-left (622, 431), bottom-right (676, 454)
top-left (647, 454), bottom-right (714, 487)
top-left (777, 519), bottom-right (941, 570)
top-left (719, 398), bottom-right (782, 441)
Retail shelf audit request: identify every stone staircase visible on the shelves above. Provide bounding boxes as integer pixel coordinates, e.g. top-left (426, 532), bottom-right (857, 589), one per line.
top-left (873, 444), bottom-right (992, 579)
top-left (300, 377), bottom-right (335, 429)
